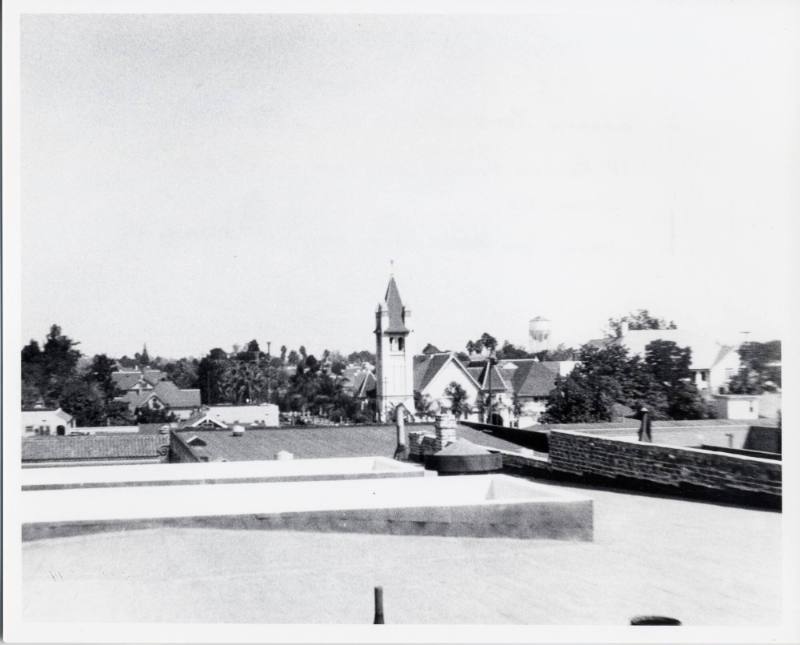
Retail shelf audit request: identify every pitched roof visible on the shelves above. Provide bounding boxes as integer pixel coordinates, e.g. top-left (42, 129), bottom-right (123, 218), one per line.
top-left (22, 435), bottom-right (169, 462)
top-left (115, 381), bottom-right (201, 410)
top-left (353, 371), bottom-right (377, 398)
top-left (142, 370), bottom-right (167, 386)
top-left (110, 369), bottom-right (167, 392)
top-left (413, 353), bottom-right (453, 392)
top-left (479, 363), bottom-right (509, 392)
top-left (111, 372), bottom-right (147, 391)
top-left (421, 343), bottom-right (442, 355)
top-left (514, 362), bottom-right (559, 397)
top-left (383, 277), bottom-right (409, 333)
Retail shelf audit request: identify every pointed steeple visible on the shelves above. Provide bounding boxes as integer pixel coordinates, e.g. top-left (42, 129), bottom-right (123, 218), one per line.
top-left (383, 277), bottom-right (409, 333)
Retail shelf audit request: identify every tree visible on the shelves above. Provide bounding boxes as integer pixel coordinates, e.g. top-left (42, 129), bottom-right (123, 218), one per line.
top-left (607, 310), bottom-right (677, 338)
top-left (40, 325), bottom-right (82, 401)
top-left (541, 345), bottom-right (667, 424)
top-left (287, 349), bottom-right (300, 365)
top-left (197, 348), bottom-right (229, 404)
top-left (21, 339), bottom-right (45, 405)
top-left (59, 380), bottom-right (106, 426)
top-left (163, 358), bottom-right (200, 390)
top-left (280, 345), bottom-right (287, 364)
top-left (728, 340), bottom-right (781, 394)
top-left (347, 350), bottom-right (376, 365)
top-left (414, 390), bottom-right (435, 420)
top-left (466, 332), bottom-right (498, 356)
top-left (497, 341), bottom-right (533, 360)
top-left (533, 345), bottom-right (577, 361)
top-left (87, 354), bottom-right (119, 401)
top-left (444, 382), bottom-right (469, 419)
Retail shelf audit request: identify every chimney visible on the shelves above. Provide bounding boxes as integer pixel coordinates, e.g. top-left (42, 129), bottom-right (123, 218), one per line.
top-left (434, 412), bottom-right (458, 452)
top-left (394, 405), bottom-right (407, 460)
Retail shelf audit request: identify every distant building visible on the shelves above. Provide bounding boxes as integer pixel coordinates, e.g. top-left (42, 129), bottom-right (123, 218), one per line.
top-left (339, 366), bottom-right (377, 411)
top-left (22, 407), bottom-right (75, 436)
top-left (412, 352), bottom-right (569, 426)
top-left (713, 394), bottom-right (760, 420)
top-left (374, 276), bottom-right (415, 421)
top-left (22, 434), bottom-right (169, 468)
top-left (183, 404), bottom-right (280, 428)
top-left (115, 379), bottom-right (201, 420)
top-left (111, 369), bottom-right (167, 392)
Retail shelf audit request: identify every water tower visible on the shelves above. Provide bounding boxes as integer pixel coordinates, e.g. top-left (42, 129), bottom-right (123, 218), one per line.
top-left (528, 316), bottom-right (552, 353)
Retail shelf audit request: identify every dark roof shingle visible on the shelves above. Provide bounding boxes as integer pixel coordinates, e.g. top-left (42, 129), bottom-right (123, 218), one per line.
top-left (22, 435), bottom-right (168, 462)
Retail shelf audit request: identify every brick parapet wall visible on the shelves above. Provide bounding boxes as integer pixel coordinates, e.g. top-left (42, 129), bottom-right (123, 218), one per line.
top-left (547, 430), bottom-right (781, 497)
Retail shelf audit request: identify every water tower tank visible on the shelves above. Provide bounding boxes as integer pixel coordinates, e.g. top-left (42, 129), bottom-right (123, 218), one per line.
top-left (529, 316), bottom-right (551, 341)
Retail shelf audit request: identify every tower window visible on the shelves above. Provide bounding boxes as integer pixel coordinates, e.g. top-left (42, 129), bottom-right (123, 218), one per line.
top-left (390, 338), bottom-right (395, 351)
top-left (398, 337), bottom-right (405, 351)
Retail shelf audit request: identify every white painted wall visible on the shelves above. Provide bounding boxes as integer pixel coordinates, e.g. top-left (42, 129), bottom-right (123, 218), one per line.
top-left (713, 396), bottom-right (759, 420)
top-left (22, 409), bottom-right (75, 436)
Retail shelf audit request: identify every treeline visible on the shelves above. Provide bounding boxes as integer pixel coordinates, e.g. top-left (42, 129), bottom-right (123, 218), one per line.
top-left (542, 341), bottom-right (711, 423)
top-left (21, 326), bottom-right (131, 426)
top-left (21, 325), bottom-right (378, 426)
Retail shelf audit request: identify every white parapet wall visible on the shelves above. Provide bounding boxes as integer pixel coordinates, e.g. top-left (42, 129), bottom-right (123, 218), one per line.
top-left (21, 457), bottom-right (428, 491)
top-left (22, 472), bottom-right (593, 541)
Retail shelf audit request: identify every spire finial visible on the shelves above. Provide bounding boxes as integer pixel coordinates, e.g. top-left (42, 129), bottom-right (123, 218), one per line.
top-left (390, 259), bottom-right (394, 277)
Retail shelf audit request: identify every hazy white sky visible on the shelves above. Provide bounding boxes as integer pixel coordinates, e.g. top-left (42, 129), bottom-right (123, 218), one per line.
top-left (20, 5), bottom-right (799, 359)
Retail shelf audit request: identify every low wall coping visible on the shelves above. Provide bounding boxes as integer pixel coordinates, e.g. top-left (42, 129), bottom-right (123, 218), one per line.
top-left (549, 429), bottom-right (781, 465)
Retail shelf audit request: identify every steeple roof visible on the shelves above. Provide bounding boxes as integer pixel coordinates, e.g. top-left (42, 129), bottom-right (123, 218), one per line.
top-left (383, 276), bottom-right (409, 333)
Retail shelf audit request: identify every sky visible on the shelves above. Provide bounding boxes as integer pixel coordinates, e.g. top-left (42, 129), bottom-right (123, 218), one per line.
top-left (19, 4), bottom-right (799, 360)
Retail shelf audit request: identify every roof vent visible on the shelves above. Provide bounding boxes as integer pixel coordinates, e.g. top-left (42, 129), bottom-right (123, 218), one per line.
top-left (231, 423), bottom-right (245, 437)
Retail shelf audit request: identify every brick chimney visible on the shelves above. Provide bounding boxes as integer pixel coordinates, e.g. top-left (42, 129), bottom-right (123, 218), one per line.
top-left (434, 412), bottom-right (458, 452)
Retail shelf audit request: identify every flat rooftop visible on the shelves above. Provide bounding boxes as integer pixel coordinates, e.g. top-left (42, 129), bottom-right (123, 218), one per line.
top-left (172, 423), bottom-right (528, 461)
top-left (22, 477), bottom-right (780, 625)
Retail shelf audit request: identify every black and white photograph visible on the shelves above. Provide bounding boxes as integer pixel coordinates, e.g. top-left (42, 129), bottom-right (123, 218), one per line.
top-left (3, 0), bottom-right (799, 642)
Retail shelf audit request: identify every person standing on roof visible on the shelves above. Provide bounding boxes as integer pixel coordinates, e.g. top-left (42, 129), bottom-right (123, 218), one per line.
top-left (633, 405), bottom-right (652, 442)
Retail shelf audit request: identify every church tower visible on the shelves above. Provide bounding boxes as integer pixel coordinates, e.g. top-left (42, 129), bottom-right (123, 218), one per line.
top-left (375, 276), bottom-right (415, 422)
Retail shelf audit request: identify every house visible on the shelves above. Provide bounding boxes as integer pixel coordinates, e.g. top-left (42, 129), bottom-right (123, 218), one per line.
top-left (115, 380), bottom-right (202, 420)
top-left (22, 407), bottom-right (75, 436)
top-left (182, 404), bottom-right (280, 428)
top-left (498, 359), bottom-right (567, 426)
top-left (414, 352), bottom-right (484, 419)
top-left (111, 369), bottom-right (167, 393)
top-left (339, 365), bottom-right (377, 405)
top-left (412, 352), bottom-right (568, 427)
